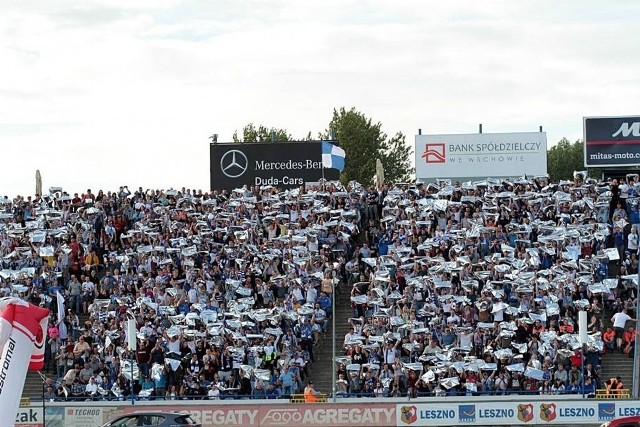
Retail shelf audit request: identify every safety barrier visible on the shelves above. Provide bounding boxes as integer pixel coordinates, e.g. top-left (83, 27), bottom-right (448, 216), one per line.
top-left (289, 393), bottom-right (328, 403)
top-left (596, 388), bottom-right (631, 399)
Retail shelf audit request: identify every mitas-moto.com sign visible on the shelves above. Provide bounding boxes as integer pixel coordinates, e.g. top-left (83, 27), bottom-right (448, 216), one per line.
top-left (415, 132), bottom-right (547, 179)
top-left (584, 116), bottom-right (640, 167)
top-left (210, 142), bottom-right (339, 190)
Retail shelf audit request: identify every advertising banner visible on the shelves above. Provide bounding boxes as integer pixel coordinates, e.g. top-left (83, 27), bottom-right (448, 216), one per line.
top-left (28, 398), bottom-right (640, 426)
top-left (15, 407), bottom-right (43, 427)
top-left (396, 400), bottom-right (640, 426)
top-left (584, 116), bottom-right (640, 167)
top-left (43, 403), bottom-right (396, 427)
top-left (210, 142), bottom-right (340, 190)
top-left (415, 132), bottom-right (547, 179)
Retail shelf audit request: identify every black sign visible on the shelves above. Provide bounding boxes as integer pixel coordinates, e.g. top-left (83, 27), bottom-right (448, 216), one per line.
top-left (584, 116), bottom-right (640, 167)
top-left (210, 142), bottom-right (339, 190)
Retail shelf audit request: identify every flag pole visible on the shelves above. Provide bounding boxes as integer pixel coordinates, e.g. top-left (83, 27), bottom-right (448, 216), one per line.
top-left (332, 277), bottom-right (336, 402)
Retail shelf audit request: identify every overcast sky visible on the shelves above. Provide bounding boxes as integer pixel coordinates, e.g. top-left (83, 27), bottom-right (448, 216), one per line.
top-left (1, 0), bottom-right (638, 197)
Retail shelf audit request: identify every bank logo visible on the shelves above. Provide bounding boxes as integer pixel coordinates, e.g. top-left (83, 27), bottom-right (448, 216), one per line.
top-left (400, 406), bottom-right (417, 425)
top-left (540, 403), bottom-right (556, 422)
top-left (598, 403), bottom-right (615, 421)
top-left (517, 403), bottom-right (534, 423)
top-left (220, 150), bottom-right (248, 178)
top-left (422, 143), bottom-right (446, 163)
top-left (459, 405), bottom-right (475, 423)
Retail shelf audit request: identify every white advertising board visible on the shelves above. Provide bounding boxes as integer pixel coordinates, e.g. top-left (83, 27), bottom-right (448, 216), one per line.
top-left (415, 132), bottom-right (547, 179)
top-left (396, 399), bottom-right (636, 426)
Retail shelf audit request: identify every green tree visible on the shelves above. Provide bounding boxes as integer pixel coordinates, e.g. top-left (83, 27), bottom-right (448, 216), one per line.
top-left (380, 131), bottom-right (413, 183)
top-left (547, 138), bottom-right (584, 181)
top-left (232, 123), bottom-right (292, 143)
top-left (324, 107), bottom-right (413, 185)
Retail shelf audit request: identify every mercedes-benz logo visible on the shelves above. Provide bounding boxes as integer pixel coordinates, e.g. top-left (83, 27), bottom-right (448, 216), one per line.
top-left (220, 150), bottom-right (248, 178)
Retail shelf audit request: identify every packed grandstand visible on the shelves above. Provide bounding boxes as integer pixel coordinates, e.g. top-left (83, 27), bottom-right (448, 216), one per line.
top-left (2, 175), bottom-right (638, 401)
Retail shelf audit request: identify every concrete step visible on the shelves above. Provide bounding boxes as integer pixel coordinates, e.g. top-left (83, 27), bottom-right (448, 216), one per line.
top-left (600, 351), bottom-right (634, 390)
top-left (599, 305), bottom-right (635, 392)
top-left (307, 283), bottom-right (353, 396)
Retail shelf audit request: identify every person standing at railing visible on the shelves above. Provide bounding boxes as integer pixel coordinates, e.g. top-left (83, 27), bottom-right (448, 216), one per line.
top-left (303, 381), bottom-right (319, 403)
top-left (611, 308), bottom-right (636, 351)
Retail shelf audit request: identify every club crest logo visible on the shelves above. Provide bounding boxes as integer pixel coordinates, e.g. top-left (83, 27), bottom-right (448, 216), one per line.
top-left (540, 403), bottom-right (557, 422)
top-left (400, 405), bottom-right (417, 424)
top-left (517, 403), bottom-right (534, 423)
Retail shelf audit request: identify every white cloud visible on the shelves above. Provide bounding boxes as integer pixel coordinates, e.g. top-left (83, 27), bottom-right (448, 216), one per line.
top-left (1, 0), bottom-right (639, 196)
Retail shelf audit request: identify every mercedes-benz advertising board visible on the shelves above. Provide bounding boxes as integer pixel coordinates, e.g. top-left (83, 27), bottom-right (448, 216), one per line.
top-left (210, 142), bottom-right (339, 190)
top-left (415, 132), bottom-right (547, 179)
top-left (584, 116), bottom-right (640, 167)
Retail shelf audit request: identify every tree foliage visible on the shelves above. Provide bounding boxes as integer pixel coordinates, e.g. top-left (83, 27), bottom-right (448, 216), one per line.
top-left (547, 138), bottom-right (584, 181)
top-left (232, 123), bottom-right (292, 143)
top-left (379, 131), bottom-right (413, 184)
top-left (324, 107), bottom-right (413, 185)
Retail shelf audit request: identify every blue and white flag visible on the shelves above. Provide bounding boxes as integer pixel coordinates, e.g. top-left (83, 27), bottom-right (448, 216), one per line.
top-left (321, 141), bottom-right (346, 172)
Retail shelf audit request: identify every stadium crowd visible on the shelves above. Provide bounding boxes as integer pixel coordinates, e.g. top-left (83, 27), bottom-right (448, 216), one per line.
top-left (0, 174), bottom-right (638, 401)
top-left (336, 174), bottom-right (639, 398)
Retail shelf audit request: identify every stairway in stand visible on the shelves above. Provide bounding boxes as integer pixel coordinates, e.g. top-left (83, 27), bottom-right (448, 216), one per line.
top-left (307, 282), bottom-right (354, 397)
top-left (22, 313), bottom-right (91, 400)
top-left (599, 307), bottom-right (635, 392)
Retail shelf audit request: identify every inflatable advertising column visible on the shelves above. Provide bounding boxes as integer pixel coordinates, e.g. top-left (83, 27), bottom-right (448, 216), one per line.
top-left (0, 298), bottom-right (50, 426)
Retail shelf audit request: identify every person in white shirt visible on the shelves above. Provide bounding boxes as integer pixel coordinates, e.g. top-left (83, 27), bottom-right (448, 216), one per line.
top-left (628, 226), bottom-right (639, 254)
top-left (188, 286), bottom-right (198, 304)
top-left (85, 377), bottom-right (98, 397)
top-left (305, 285), bottom-right (318, 305)
top-left (344, 327), bottom-right (356, 348)
top-left (612, 308), bottom-right (637, 350)
top-left (208, 386), bottom-right (220, 400)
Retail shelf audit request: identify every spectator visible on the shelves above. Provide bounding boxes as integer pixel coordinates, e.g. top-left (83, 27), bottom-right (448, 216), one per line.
top-left (612, 309), bottom-right (636, 350)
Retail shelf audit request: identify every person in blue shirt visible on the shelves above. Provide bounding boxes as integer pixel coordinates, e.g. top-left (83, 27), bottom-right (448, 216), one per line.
top-left (298, 318), bottom-right (315, 361)
top-left (440, 327), bottom-right (457, 347)
top-left (265, 382), bottom-right (281, 399)
top-left (317, 293), bottom-right (332, 317)
top-left (278, 365), bottom-right (296, 396)
top-left (582, 377), bottom-right (596, 397)
top-left (378, 234), bottom-right (390, 256)
top-left (177, 297), bottom-right (190, 315)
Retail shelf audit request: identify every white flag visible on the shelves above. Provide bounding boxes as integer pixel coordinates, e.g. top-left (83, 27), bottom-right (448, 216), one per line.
top-left (56, 290), bottom-right (65, 324)
top-left (56, 290), bottom-right (68, 340)
top-left (127, 318), bottom-right (137, 351)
